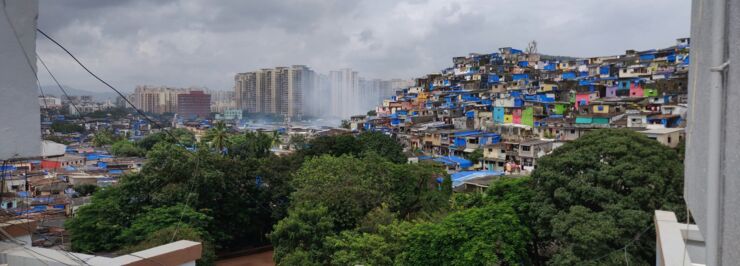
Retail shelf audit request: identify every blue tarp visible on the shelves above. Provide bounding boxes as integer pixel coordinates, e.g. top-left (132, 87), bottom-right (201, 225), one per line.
top-left (86, 153), bottom-right (113, 161)
top-left (487, 74), bottom-right (500, 84)
top-left (599, 66), bottom-right (610, 75)
top-left (562, 72), bottom-right (576, 80)
top-left (518, 61), bottom-right (529, 67)
top-left (64, 165), bottom-right (76, 171)
top-left (433, 156), bottom-right (473, 169)
top-left (512, 73), bottom-right (529, 81)
top-left (108, 169), bottom-right (123, 175)
top-left (544, 63), bottom-right (556, 71)
top-left (451, 170), bottom-right (505, 187)
top-left (640, 53), bottom-right (656, 61)
top-left (0, 166), bottom-right (17, 171)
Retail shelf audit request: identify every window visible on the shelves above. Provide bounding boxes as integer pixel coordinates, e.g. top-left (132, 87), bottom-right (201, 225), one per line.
top-left (522, 146), bottom-right (531, 151)
top-left (668, 136), bottom-right (672, 143)
top-left (570, 129), bottom-right (576, 134)
top-left (500, 149), bottom-right (506, 153)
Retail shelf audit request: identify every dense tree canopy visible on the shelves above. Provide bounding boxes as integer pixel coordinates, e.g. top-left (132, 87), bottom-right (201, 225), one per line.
top-left (271, 153), bottom-right (449, 264)
top-left (110, 140), bottom-right (146, 157)
top-left (529, 129), bottom-right (686, 265)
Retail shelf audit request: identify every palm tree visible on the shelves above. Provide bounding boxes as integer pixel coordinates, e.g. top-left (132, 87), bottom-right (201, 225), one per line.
top-left (270, 130), bottom-right (282, 148)
top-left (206, 121), bottom-right (230, 152)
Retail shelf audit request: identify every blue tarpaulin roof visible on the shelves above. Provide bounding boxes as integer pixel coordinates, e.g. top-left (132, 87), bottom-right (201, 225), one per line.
top-left (451, 170), bottom-right (505, 187)
top-left (434, 156), bottom-right (473, 169)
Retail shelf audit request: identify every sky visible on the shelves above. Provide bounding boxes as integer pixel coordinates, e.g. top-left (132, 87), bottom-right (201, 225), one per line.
top-left (36, 0), bottom-right (691, 93)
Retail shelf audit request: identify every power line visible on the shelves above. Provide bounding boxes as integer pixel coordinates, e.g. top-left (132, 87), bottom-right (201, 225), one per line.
top-left (37, 54), bottom-right (83, 118)
top-left (37, 28), bottom-right (181, 143)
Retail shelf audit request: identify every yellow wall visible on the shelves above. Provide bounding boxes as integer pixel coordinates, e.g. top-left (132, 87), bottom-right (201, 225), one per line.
top-left (592, 105), bottom-right (610, 114)
top-left (504, 114), bottom-right (513, 123)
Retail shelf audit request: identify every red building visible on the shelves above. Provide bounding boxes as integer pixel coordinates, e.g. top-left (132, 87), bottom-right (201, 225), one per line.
top-left (177, 91), bottom-right (211, 119)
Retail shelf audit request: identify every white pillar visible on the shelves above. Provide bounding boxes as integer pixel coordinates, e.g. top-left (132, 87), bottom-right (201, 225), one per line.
top-left (0, 0), bottom-right (40, 160)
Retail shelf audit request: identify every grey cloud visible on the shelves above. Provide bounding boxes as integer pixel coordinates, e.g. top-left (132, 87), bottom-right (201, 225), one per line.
top-left (35, 0), bottom-right (690, 92)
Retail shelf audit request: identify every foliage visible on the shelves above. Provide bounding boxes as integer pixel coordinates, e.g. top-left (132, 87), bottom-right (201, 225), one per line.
top-left (118, 204), bottom-right (212, 245)
top-left (271, 153), bottom-right (449, 263)
top-left (398, 203), bottom-right (530, 265)
top-left (529, 129), bottom-right (686, 265)
top-left (300, 132), bottom-right (407, 163)
top-left (74, 183), bottom-right (98, 197)
top-left (340, 120), bottom-right (350, 129)
top-left (357, 132), bottom-right (406, 163)
top-left (91, 130), bottom-right (118, 147)
top-left (366, 110), bottom-right (377, 116)
top-left (466, 148), bottom-right (484, 165)
top-left (44, 135), bottom-right (71, 145)
top-left (136, 128), bottom-right (196, 150)
top-left (288, 134), bottom-right (308, 150)
top-left (51, 121), bottom-right (84, 134)
top-left (227, 132), bottom-right (274, 159)
top-left (271, 203), bottom-right (335, 265)
top-left (110, 140), bottom-right (146, 157)
top-left (66, 139), bottom-right (292, 256)
top-left (66, 188), bottom-right (128, 252)
top-left (85, 107), bottom-right (132, 120)
top-left (202, 121), bottom-right (230, 152)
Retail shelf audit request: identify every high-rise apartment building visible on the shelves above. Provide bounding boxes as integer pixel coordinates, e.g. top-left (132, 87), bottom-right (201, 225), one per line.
top-left (132, 86), bottom-right (188, 114)
top-left (329, 68), bottom-right (360, 118)
top-left (234, 65), bottom-right (314, 118)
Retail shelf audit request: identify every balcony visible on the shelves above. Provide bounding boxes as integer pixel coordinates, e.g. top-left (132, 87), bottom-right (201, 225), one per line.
top-left (654, 210), bottom-right (705, 266)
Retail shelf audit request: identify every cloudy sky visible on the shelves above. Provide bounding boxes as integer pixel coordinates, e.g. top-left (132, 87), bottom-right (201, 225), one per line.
top-left (36, 0), bottom-right (691, 92)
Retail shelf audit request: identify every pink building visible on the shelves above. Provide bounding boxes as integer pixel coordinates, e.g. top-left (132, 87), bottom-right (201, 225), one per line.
top-left (629, 83), bottom-right (644, 97)
top-left (575, 93), bottom-right (591, 109)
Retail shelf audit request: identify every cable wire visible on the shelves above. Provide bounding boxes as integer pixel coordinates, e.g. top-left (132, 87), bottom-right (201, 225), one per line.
top-left (37, 28), bottom-right (181, 143)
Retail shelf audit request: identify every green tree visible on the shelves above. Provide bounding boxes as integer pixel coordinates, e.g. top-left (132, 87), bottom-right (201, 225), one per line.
top-left (202, 121), bottom-right (230, 152)
top-left (118, 204), bottom-right (212, 245)
top-left (529, 129), bottom-right (686, 265)
top-left (398, 203), bottom-right (530, 265)
top-left (288, 134), bottom-right (308, 150)
top-left (357, 132), bottom-right (406, 164)
top-left (66, 188), bottom-right (129, 252)
top-left (110, 140), bottom-right (146, 157)
top-left (91, 130), bottom-right (116, 147)
top-left (271, 203), bottom-right (335, 265)
top-left (272, 153), bottom-right (449, 263)
top-left (137, 129), bottom-right (196, 151)
top-left (227, 132), bottom-right (273, 159)
top-left (340, 120), bottom-right (350, 129)
top-left (466, 148), bottom-right (484, 165)
top-left (51, 121), bottom-right (84, 133)
top-left (73, 183), bottom-right (98, 197)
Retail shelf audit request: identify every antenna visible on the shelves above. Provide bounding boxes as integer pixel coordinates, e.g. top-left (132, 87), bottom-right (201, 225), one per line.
top-left (526, 40), bottom-right (538, 55)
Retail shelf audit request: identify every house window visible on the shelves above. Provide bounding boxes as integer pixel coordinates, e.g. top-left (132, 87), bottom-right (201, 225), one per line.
top-left (522, 146), bottom-right (531, 151)
top-left (668, 137), bottom-right (672, 143)
top-left (570, 129), bottom-right (576, 134)
top-left (501, 149), bottom-right (506, 153)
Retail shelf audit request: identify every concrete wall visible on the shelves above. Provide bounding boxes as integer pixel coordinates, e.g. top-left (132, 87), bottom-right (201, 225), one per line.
top-left (686, 0), bottom-right (740, 264)
top-left (0, 0), bottom-right (40, 160)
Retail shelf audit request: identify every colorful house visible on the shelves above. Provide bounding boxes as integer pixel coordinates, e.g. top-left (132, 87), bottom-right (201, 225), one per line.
top-left (575, 93), bottom-right (591, 109)
top-left (629, 82), bottom-right (644, 97)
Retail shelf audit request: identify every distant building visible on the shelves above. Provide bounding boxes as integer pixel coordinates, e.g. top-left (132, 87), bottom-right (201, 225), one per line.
top-left (38, 95), bottom-right (62, 109)
top-left (177, 90), bottom-right (211, 119)
top-left (215, 109), bottom-right (243, 121)
top-left (132, 86), bottom-right (189, 114)
top-left (234, 65), bottom-right (314, 118)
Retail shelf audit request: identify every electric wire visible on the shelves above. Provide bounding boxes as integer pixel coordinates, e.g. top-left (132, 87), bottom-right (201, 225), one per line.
top-left (36, 28), bottom-right (181, 143)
